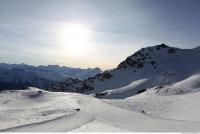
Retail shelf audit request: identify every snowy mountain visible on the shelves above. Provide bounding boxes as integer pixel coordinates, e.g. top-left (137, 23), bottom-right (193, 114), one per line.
top-left (0, 64), bottom-right (101, 90)
top-left (1, 44), bottom-right (200, 132)
top-left (52, 44), bottom-right (200, 99)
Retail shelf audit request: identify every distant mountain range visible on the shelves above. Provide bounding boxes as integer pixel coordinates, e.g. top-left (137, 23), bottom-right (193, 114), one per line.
top-left (52, 44), bottom-right (200, 98)
top-left (0, 63), bottom-right (101, 90)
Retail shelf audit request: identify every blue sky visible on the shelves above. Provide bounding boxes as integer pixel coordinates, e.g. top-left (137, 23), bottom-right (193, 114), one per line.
top-left (0, 0), bottom-right (200, 69)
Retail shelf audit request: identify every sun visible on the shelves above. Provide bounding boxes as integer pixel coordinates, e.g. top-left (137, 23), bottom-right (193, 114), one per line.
top-left (61, 23), bottom-right (90, 56)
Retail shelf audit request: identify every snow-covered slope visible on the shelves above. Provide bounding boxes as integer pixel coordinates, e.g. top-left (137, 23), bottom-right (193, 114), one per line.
top-left (105, 85), bottom-right (200, 123)
top-left (52, 44), bottom-right (200, 99)
top-left (154, 74), bottom-right (200, 95)
top-left (1, 88), bottom-right (200, 132)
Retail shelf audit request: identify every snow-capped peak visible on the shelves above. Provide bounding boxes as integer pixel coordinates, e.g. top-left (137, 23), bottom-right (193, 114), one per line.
top-left (117, 44), bottom-right (179, 70)
top-left (52, 44), bottom-right (200, 99)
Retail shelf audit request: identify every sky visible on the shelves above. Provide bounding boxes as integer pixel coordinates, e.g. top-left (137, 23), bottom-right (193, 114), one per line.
top-left (0, 0), bottom-right (200, 70)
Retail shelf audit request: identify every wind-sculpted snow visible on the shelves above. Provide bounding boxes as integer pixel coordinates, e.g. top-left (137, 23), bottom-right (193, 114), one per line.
top-left (0, 88), bottom-right (80, 131)
top-left (1, 88), bottom-right (200, 132)
top-left (154, 74), bottom-right (200, 95)
top-left (105, 87), bottom-right (200, 123)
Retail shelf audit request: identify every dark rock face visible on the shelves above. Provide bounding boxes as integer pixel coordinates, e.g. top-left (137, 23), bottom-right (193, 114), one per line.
top-left (117, 53), bottom-right (151, 70)
top-left (75, 108), bottom-right (80, 111)
top-left (137, 62), bottom-right (144, 69)
top-left (156, 43), bottom-right (169, 50)
top-left (93, 72), bottom-right (113, 81)
top-left (117, 46), bottom-right (158, 70)
top-left (150, 61), bottom-right (156, 65)
top-left (137, 89), bottom-right (147, 94)
top-left (117, 44), bottom-right (176, 70)
top-left (51, 72), bottom-right (113, 93)
top-left (168, 48), bottom-right (177, 54)
top-left (52, 78), bottom-right (94, 93)
top-left (95, 92), bottom-right (108, 99)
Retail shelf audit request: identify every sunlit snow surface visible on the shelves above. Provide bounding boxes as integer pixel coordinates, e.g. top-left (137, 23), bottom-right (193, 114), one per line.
top-left (1, 87), bottom-right (200, 132)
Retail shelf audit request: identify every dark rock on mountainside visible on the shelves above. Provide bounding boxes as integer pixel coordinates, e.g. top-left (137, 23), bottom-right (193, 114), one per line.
top-left (50, 43), bottom-right (200, 98)
top-left (168, 48), bottom-right (178, 54)
top-left (137, 89), bottom-right (147, 94)
top-left (93, 72), bottom-right (113, 81)
top-left (116, 43), bottom-right (180, 70)
top-left (52, 78), bottom-right (94, 93)
top-left (51, 72), bottom-right (113, 93)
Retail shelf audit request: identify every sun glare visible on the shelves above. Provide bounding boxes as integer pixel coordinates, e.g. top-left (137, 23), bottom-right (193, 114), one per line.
top-left (61, 23), bottom-right (90, 56)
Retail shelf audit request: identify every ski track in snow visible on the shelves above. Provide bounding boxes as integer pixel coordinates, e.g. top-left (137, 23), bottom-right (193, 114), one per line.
top-left (104, 90), bottom-right (200, 123)
top-left (0, 113), bottom-right (71, 132)
top-left (1, 88), bottom-right (200, 132)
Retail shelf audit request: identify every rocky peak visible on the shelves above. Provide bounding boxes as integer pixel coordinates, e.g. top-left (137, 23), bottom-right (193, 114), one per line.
top-left (117, 44), bottom-right (179, 70)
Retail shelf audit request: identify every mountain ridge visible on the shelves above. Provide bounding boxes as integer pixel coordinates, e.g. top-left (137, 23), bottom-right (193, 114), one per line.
top-left (52, 43), bottom-right (200, 99)
top-left (0, 63), bottom-right (101, 90)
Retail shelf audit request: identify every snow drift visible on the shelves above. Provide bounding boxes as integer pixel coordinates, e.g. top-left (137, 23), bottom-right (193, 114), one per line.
top-left (1, 88), bottom-right (200, 132)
